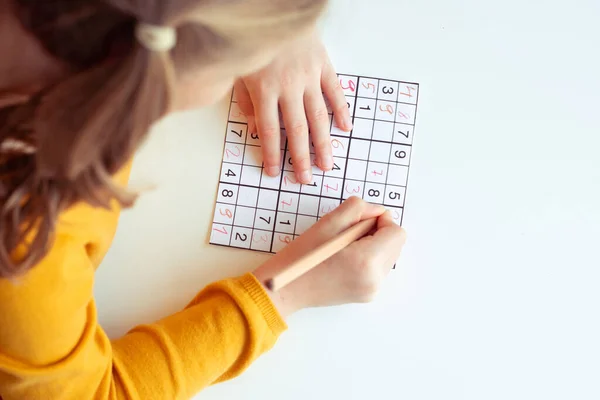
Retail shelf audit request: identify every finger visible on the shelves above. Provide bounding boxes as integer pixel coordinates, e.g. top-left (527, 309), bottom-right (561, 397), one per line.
top-left (304, 88), bottom-right (333, 171)
top-left (280, 93), bottom-right (313, 184)
top-left (313, 197), bottom-right (386, 240)
top-left (361, 211), bottom-right (407, 262)
top-left (234, 80), bottom-right (255, 118)
top-left (321, 62), bottom-right (352, 132)
top-left (250, 90), bottom-right (282, 177)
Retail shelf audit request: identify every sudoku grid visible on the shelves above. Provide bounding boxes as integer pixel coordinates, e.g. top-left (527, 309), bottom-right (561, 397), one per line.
top-left (210, 74), bottom-right (420, 253)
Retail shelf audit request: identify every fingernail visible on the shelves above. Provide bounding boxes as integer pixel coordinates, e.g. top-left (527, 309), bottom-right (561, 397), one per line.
top-left (299, 169), bottom-right (312, 184)
top-left (345, 117), bottom-right (353, 131)
top-left (266, 166), bottom-right (280, 176)
top-left (371, 204), bottom-right (387, 213)
top-left (320, 155), bottom-right (333, 170)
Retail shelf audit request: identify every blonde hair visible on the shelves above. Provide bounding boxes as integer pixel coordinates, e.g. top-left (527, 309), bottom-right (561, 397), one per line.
top-left (0, 0), bottom-right (327, 278)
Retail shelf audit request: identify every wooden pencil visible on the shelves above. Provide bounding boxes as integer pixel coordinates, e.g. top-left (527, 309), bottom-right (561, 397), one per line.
top-left (265, 218), bottom-right (378, 292)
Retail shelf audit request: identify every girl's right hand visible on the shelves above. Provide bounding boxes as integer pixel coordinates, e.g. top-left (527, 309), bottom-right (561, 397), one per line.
top-left (253, 197), bottom-right (406, 317)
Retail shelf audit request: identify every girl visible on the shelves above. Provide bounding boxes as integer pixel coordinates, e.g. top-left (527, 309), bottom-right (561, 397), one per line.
top-left (0, 0), bottom-right (406, 399)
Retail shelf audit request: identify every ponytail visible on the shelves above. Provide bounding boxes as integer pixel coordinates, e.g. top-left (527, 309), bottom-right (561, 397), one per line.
top-left (0, 1), bottom-right (175, 278)
top-left (1, 0), bottom-right (328, 278)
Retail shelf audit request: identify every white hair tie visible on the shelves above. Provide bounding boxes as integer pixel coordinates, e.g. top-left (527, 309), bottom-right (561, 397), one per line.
top-left (135, 23), bottom-right (177, 52)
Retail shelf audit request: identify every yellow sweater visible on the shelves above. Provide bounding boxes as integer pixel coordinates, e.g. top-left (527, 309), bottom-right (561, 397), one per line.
top-left (0, 162), bottom-right (287, 400)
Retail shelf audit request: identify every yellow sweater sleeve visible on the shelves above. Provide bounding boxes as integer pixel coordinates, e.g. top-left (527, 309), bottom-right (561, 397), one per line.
top-left (0, 164), bottom-right (287, 400)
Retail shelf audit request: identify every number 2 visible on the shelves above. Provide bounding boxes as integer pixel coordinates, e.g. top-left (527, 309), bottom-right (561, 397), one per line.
top-left (235, 233), bottom-right (248, 242)
top-left (225, 146), bottom-right (241, 159)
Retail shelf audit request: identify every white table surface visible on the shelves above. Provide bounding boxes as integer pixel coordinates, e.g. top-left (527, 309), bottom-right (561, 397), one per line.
top-left (95, 1), bottom-right (600, 399)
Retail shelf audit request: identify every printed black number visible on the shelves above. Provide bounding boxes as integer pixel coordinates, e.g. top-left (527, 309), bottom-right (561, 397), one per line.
top-left (347, 102), bottom-right (351, 108)
top-left (368, 189), bottom-right (381, 197)
top-left (360, 105), bottom-right (371, 111)
top-left (333, 163), bottom-right (341, 171)
top-left (382, 86), bottom-right (394, 95)
top-left (398, 129), bottom-right (410, 138)
top-left (222, 189), bottom-right (234, 198)
top-left (288, 157), bottom-right (293, 166)
top-left (231, 129), bottom-right (243, 138)
top-left (280, 220), bottom-right (292, 226)
top-left (260, 216), bottom-right (272, 224)
top-left (235, 233), bottom-right (248, 242)
top-left (389, 192), bottom-right (401, 200)
top-left (251, 133), bottom-right (259, 140)
top-left (225, 169), bottom-right (236, 177)
top-left (307, 181), bottom-right (318, 187)
top-left (395, 150), bottom-right (407, 159)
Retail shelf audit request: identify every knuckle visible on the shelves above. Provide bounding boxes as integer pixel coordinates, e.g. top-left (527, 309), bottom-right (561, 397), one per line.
top-left (310, 107), bottom-right (330, 123)
top-left (279, 72), bottom-right (295, 88)
top-left (260, 126), bottom-right (280, 139)
top-left (287, 121), bottom-right (309, 137)
top-left (255, 80), bottom-right (273, 97)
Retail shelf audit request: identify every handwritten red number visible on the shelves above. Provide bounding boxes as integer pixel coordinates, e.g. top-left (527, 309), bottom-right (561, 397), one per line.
top-left (331, 139), bottom-right (345, 149)
top-left (213, 226), bottom-right (228, 235)
top-left (372, 170), bottom-right (384, 176)
top-left (281, 199), bottom-right (292, 209)
top-left (362, 82), bottom-right (376, 93)
top-left (380, 104), bottom-right (394, 115)
top-left (253, 234), bottom-right (268, 243)
top-left (279, 235), bottom-right (292, 244)
top-left (340, 79), bottom-right (356, 92)
top-left (345, 184), bottom-right (361, 194)
top-left (398, 111), bottom-right (410, 120)
top-left (400, 86), bottom-right (416, 98)
top-left (219, 208), bottom-right (233, 219)
top-left (324, 183), bottom-right (339, 193)
top-left (225, 146), bottom-right (241, 159)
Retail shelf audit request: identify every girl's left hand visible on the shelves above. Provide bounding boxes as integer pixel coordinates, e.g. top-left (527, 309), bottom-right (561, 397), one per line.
top-left (234, 31), bottom-right (352, 184)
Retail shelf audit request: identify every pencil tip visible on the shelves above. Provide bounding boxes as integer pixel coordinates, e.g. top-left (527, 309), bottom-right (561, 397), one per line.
top-left (265, 279), bottom-right (274, 291)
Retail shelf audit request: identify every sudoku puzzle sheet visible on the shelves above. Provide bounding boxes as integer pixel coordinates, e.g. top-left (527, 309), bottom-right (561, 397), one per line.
top-left (210, 74), bottom-right (419, 253)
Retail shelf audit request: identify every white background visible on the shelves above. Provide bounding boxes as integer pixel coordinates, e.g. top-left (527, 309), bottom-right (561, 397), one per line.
top-left (95, 0), bottom-right (600, 399)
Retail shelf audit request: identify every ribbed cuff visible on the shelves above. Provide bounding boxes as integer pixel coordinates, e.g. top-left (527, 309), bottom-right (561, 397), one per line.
top-left (236, 273), bottom-right (288, 335)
